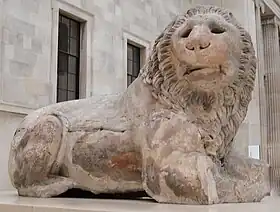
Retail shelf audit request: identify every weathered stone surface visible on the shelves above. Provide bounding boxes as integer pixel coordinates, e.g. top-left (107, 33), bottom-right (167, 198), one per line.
top-left (8, 5), bottom-right (270, 204)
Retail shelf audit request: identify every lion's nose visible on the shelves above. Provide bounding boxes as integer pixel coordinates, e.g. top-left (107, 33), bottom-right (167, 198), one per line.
top-left (181, 25), bottom-right (211, 51)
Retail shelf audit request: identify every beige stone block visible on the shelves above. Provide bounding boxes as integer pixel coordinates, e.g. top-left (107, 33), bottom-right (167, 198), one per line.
top-left (248, 100), bottom-right (261, 125)
top-left (192, 0), bottom-right (222, 6)
top-left (23, 35), bottom-right (32, 49)
top-left (222, 0), bottom-right (246, 25)
top-left (3, 44), bottom-right (14, 60)
top-left (2, 74), bottom-right (51, 108)
top-left (0, 111), bottom-right (24, 190)
top-left (249, 124), bottom-right (261, 146)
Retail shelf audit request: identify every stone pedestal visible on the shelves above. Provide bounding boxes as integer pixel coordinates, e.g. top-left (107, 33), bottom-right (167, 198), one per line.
top-left (0, 191), bottom-right (278, 212)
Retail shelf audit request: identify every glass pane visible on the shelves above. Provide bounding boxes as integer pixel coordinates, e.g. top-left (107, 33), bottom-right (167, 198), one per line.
top-left (127, 75), bottom-right (132, 87)
top-left (68, 73), bottom-right (77, 92)
top-left (133, 62), bottom-right (140, 77)
top-left (70, 38), bottom-right (78, 56)
top-left (133, 48), bottom-right (140, 62)
top-left (127, 45), bottom-right (133, 60)
top-left (58, 23), bottom-right (69, 52)
top-left (68, 56), bottom-right (77, 74)
top-left (132, 76), bottom-right (137, 83)
top-left (68, 91), bottom-right (76, 100)
top-left (70, 20), bottom-right (79, 38)
top-left (58, 52), bottom-right (68, 72)
top-left (61, 16), bottom-right (70, 26)
top-left (127, 60), bottom-right (133, 75)
top-left (57, 72), bottom-right (67, 90)
top-left (57, 89), bottom-right (67, 102)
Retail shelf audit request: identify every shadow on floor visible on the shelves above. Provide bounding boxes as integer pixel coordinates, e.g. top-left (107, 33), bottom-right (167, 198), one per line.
top-left (55, 188), bottom-right (156, 202)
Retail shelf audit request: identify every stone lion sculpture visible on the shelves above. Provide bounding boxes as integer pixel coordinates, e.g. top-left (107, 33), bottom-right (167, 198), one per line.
top-left (8, 5), bottom-right (270, 204)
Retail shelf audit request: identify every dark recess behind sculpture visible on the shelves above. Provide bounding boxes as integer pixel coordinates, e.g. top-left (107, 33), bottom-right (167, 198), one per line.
top-left (56, 188), bottom-right (152, 200)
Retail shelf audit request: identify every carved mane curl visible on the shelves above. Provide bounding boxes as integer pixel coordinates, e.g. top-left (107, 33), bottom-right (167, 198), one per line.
top-left (140, 5), bottom-right (257, 158)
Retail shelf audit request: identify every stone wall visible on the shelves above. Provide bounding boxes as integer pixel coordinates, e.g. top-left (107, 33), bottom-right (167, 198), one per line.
top-left (0, 0), bottom-right (192, 108)
top-left (0, 0), bottom-right (260, 190)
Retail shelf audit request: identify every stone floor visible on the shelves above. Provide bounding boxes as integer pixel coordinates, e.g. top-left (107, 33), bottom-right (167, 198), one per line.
top-left (0, 191), bottom-right (280, 212)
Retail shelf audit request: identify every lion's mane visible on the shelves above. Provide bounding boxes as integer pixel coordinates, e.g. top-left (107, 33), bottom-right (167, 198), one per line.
top-left (140, 5), bottom-right (256, 159)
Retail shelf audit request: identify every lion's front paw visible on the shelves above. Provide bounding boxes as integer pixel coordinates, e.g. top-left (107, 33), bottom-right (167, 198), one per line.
top-left (142, 152), bottom-right (220, 205)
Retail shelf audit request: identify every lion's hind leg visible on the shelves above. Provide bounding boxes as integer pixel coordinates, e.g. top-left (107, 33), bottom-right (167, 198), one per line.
top-left (9, 115), bottom-right (74, 197)
top-left (17, 176), bottom-right (76, 198)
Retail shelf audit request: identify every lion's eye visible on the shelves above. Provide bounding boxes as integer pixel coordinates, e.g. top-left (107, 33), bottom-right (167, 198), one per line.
top-left (211, 27), bottom-right (225, 34)
top-left (180, 28), bottom-right (192, 38)
top-left (209, 22), bottom-right (225, 34)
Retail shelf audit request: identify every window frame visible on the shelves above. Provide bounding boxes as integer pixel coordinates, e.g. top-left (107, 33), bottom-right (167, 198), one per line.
top-left (126, 43), bottom-right (141, 86)
top-left (57, 14), bottom-right (81, 102)
top-left (50, 1), bottom-right (94, 104)
top-left (123, 32), bottom-right (150, 88)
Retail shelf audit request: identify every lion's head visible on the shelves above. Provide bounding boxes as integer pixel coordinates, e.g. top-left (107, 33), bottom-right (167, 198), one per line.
top-left (140, 5), bottom-right (256, 158)
top-left (141, 5), bottom-right (256, 113)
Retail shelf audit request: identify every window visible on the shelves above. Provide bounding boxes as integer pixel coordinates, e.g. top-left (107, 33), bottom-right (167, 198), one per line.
top-left (127, 43), bottom-right (141, 86)
top-left (57, 14), bottom-right (80, 102)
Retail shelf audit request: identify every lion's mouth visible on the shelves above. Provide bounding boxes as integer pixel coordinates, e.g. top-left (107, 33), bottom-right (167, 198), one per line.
top-left (184, 66), bottom-right (210, 76)
top-left (184, 65), bottom-right (223, 77)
